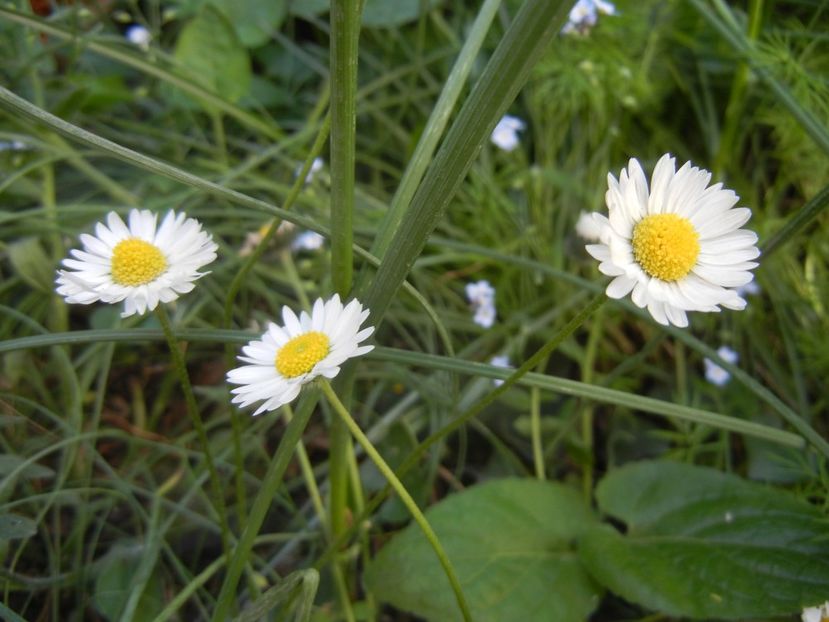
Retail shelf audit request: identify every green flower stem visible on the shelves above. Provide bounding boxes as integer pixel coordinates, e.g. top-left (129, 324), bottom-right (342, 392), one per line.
top-left (318, 379), bottom-right (472, 622)
top-left (330, 0), bottom-right (360, 297)
top-left (580, 307), bottom-right (604, 500)
top-left (154, 306), bottom-right (232, 560)
top-left (530, 386), bottom-right (545, 480)
top-left (211, 392), bottom-right (318, 622)
top-left (282, 406), bottom-right (356, 622)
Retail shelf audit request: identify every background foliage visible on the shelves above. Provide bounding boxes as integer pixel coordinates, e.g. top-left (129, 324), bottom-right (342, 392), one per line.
top-left (0, 0), bottom-right (827, 620)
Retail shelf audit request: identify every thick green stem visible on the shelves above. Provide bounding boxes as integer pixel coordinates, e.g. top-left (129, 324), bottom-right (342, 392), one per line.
top-left (155, 306), bottom-right (232, 560)
top-left (211, 393), bottom-right (317, 622)
top-left (330, 0), bottom-right (360, 297)
top-left (319, 380), bottom-right (473, 622)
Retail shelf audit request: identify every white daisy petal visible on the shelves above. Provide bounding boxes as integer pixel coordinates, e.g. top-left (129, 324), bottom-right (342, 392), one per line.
top-left (227, 296), bottom-right (374, 415)
top-left (55, 209), bottom-right (217, 317)
top-left (586, 154), bottom-right (759, 326)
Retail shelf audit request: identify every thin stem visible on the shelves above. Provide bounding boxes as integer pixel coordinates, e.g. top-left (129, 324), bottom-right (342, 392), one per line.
top-left (580, 307), bottom-right (603, 500)
top-left (282, 406), bottom-right (356, 622)
top-left (319, 380), bottom-right (473, 622)
top-left (155, 306), bottom-right (232, 560)
top-left (530, 386), bottom-right (545, 480)
top-left (211, 392), bottom-right (318, 622)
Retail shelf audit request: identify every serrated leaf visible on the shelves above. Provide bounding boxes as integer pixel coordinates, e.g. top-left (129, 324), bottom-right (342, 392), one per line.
top-left (0, 514), bottom-right (37, 540)
top-left (7, 238), bottom-right (54, 293)
top-left (365, 478), bottom-right (601, 622)
top-left (170, 6), bottom-right (251, 109)
top-left (207, 0), bottom-right (286, 47)
top-left (579, 461), bottom-right (829, 619)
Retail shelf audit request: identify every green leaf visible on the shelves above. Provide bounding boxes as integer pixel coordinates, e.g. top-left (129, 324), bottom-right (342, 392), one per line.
top-left (207, 0), bottom-right (286, 47)
top-left (7, 237), bottom-right (54, 293)
top-left (0, 454), bottom-right (55, 480)
top-left (579, 461), bottom-right (829, 619)
top-left (93, 543), bottom-right (164, 622)
top-left (361, 0), bottom-right (441, 27)
top-left (365, 479), bottom-right (601, 622)
top-left (0, 513), bottom-right (37, 540)
top-left (170, 6), bottom-right (251, 108)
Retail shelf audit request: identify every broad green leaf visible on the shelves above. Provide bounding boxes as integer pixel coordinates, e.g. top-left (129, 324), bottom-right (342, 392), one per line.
top-left (0, 513), bottom-right (37, 540)
top-left (7, 238), bottom-right (54, 293)
top-left (94, 543), bottom-right (164, 622)
top-left (579, 461), bottom-right (829, 619)
top-left (170, 6), bottom-right (251, 108)
top-left (207, 0), bottom-right (286, 47)
top-left (365, 478), bottom-right (601, 622)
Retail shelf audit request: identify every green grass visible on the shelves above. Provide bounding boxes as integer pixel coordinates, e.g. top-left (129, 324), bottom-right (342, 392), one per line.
top-left (1, 0), bottom-right (828, 620)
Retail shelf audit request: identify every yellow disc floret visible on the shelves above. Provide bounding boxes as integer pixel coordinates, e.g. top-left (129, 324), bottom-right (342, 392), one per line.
top-left (111, 238), bottom-right (168, 286)
top-left (275, 331), bottom-right (330, 378)
top-left (632, 213), bottom-right (700, 281)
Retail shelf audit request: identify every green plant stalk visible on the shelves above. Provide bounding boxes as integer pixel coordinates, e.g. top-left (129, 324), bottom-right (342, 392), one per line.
top-left (282, 407), bottom-right (356, 622)
top-left (761, 182), bottom-right (829, 258)
top-left (370, 0), bottom-right (502, 258)
top-left (328, 3), bottom-right (360, 602)
top-left (358, 0), bottom-right (570, 323)
top-left (330, 0), bottom-right (359, 297)
top-left (530, 386), bottom-right (545, 480)
top-left (318, 380), bottom-right (472, 622)
top-left (155, 306), bottom-right (232, 561)
top-left (580, 307), bottom-right (603, 500)
top-left (211, 392), bottom-right (318, 622)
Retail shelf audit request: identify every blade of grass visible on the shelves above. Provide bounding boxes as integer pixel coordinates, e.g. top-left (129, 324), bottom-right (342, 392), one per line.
top-left (358, 0), bottom-right (571, 323)
top-left (370, 0), bottom-right (502, 258)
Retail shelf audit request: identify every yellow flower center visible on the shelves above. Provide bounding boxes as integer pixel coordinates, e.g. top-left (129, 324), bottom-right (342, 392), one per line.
top-left (275, 331), bottom-right (330, 378)
top-left (110, 238), bottom-right (168, 286)
top-left (632, 213), bottom-right (700, 281)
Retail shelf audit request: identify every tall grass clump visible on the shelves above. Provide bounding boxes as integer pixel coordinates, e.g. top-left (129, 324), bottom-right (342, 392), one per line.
top-left (0, 0), bottom-right (827, 621)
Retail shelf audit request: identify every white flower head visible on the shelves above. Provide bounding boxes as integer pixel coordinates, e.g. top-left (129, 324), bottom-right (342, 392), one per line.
top-left (292, 230), bottom-right (325, 252)
top-left (56, 209), bottom-right (217, 317)
top-left (802, 602), bottom-right (829, 622)
top-left (227, 295), bottom-right (374, 415)
top-left (465, 280), bottom-right (497, 327)
top-left (125, 24), bottom-right (151, 50)
top-left (703, 345), bottom-right (739, 386)
top-left (562, 0), bottom-right (616, 35)
top-left (295, 157), bottom-right (324, 185)
top-left (585, 154), bottom-right (760, 327)
top-left (490, 115), bottom-right (526, 152)
top-left (490, 355), bottom-right (512, 386)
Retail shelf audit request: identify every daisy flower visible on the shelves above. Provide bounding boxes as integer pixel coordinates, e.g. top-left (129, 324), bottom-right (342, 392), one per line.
top-left (802, 602), bottom-right (829, 622)
top-left (585, 154), bottom-right (760, 327)
top-left (703, 345), bottom-right (739, 387)
top-left (56, 209), bottom-right (218, 317)
top-left (575, 210), bottom-right (607, 242)
top-left (227, 295), bottom-right (374, 415)
top-left (490, 115), bottom-right (526, 152)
